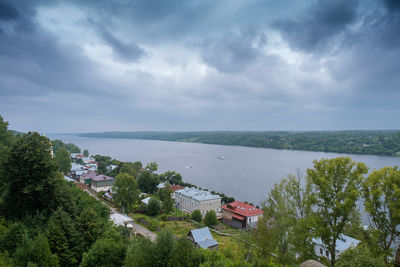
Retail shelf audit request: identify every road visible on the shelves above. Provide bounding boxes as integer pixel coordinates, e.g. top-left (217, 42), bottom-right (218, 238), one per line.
top-left (81, 185), bottom-right (157, 241)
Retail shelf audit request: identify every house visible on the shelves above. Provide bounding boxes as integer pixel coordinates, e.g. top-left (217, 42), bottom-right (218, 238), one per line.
top-left (313, 234), bottom-right (360, 261)
top-left (141, 196), bottom-right (151, 205)
top-left (70, 163), bottom-right (88, 178)
top-left (187, 227), bottom-right (218, 250)
top-left (175, 187), bottom-right (221, 215)
top-left (81, 171), bottom-right (115, 192)
top-left (221, 201), bottom-right (263, 229)
top-left (170, 185), bottom-right (185, 199)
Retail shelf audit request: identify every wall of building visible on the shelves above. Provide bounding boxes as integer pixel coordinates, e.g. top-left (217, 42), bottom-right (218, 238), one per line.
top-left (175, 192), bottom-right (221, 214)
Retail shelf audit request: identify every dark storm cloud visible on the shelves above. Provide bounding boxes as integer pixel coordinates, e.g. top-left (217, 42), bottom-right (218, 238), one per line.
top-left (101, 31), bottom-right (147, 62)
top-left (200, 30), bottom-right (267, 73)
top-left (274, 0), bottom-right (359, 52)
top-left (0, 1), bottom-right (19, 21)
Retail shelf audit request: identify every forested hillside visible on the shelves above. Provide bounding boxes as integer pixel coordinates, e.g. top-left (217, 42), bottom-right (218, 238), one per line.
top-left (80, 130), bottom-right (400, 156)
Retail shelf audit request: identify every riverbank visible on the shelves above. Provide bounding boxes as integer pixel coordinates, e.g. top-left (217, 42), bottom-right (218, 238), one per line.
top-left (78, 130), bottom-right (400, 156)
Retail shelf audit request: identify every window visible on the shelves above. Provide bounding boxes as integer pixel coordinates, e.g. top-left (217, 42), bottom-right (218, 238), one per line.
top-left (320, 248), bottom-right (323, 255)
top-left (326, 250), bottom-right (329, 257)
top-left (249, 218), bottom-right (251, 223)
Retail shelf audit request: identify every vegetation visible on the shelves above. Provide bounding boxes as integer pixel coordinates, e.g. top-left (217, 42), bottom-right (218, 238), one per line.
top-left (2, 115), bottom-right (400, 266)
top-left (113, 173), bottom-right (140, 214)
top-left (80, 130), bottom-right (400, 156)
top-left (51, 139), bottom-right (80, 154)
top-left (55, 147), bottom-right (71, 174)
top-left (191, 210), bottom-right (202, 223)
top-left (203, 210), bottom-right (217, 227)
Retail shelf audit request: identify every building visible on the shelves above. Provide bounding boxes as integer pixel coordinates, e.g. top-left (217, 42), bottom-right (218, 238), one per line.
top-left (313, 235), bottom-right (360, 261)
top-left (187, 227), bottom-right (218, 250)
top-left (170, 185), bottom-right (185, 199)
top-left (221, 201), bottom-right (263, 229)
top-left (70, 163), bottom-right (88, 178)
top-left (81, 171), bottom-right (115, 192)
top-left (175, 187), bottom-right (221, 215)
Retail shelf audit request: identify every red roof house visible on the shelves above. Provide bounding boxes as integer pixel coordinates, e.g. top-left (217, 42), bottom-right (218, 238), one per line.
top-left (221, 201), bottom-right (263, 229)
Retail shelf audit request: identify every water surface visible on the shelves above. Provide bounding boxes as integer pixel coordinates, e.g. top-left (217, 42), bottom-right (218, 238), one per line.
top-left (50, 135), bottom-right (400, 208)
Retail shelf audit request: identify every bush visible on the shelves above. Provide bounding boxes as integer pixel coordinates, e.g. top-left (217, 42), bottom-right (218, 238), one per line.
top-left (191, 210), bottom-right (202, 223)
top-left (146, 197), bottom-right (161, 216)
top-left (204, 210), bottom-right (217, 227)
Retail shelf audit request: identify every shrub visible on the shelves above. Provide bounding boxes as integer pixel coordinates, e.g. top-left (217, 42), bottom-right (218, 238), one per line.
top-left (146, 197), bottom-right (161, 216)
top-left (191, 210), bottom-right (202, 223)
top-left (204, 210), bottom-right (217, 227)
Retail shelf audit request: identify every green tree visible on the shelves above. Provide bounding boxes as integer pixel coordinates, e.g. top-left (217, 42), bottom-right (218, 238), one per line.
top-left (83, 149), bottom-right (89, 157)
top-left (124, 236), bottom-right (155, 267)
top-left (153, 230), bottom-right (177, 267)
top-left (168, 238), bottom-right (204, 267)
top-left (146, 197), bottom-right (161, 216)
top-left (159, 185), bottom-right (174, 214)
top-left (159, 171), bottom-right (183, 185)
top-left (0, 116), bottom-right (15, 147)
top-left (13, 234), bottom-right (59, 267)
top-left (145, 162), bottom-right (158, 172)
top-left (0, 222), bottom-right (27, 255)
top-left (362, 166), bottom-right (400, 262)
top-left (55, 147), bottom-right (71, 174)
top-left (113, 173), bottom-right (140, 214)
top-left (306, 157), bottom-right (368, 266)
top-left (0, 132), bottom-right (63, 219)
top-left (46, 209), bottom-right (84, 266)
top-left (137, 171), bottom-right (160, 194)
top-left (81, 228), bottom-right (127, 267)
top-left (77, 207), bottom-right (107, 251)
top-left (336, 244), bottom-right (386, 267)
top-left (204, 210), bottom-right (217, 227)
top-left (120, 162), bottom-right (142, 178)
top-left (191, 210), bottom-right (202, 223)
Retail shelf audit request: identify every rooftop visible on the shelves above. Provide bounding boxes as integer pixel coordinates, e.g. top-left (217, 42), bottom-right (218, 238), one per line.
top-left (221, 201), bottom-right (263, 217)
top-left (170, 185), bottom-right (185, 192)
top-left (82, 171), bottom-right (114, 181)
top-left (175, 187), bottom-right (221, 201)
top-left (313, 234), bottom-right (360, 252)
top-left (189, 227), bottom-right (218, 249)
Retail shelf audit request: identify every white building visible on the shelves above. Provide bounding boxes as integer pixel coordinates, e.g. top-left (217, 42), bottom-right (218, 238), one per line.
top-left (313, 234), bottom-right (360, 261)
top-left (175, 187), bottom-right (221, 215)
top-left (70, 163), bottom-right (88, 177)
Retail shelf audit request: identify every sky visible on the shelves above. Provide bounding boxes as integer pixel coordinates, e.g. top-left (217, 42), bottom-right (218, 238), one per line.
top-left (0, 0), bottom-right (399, 133)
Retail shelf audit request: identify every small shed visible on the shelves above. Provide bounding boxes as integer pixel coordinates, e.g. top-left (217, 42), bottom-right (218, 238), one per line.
top-left (187, 227), bottom-right (218, 250)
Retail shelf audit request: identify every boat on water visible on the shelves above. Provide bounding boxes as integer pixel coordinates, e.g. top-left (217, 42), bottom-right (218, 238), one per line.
top-left (217, 156), bottom-right (225, 160)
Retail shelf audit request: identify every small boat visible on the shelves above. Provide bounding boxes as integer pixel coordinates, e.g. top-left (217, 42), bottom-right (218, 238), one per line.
top-left (217, 156), bottom-right (225, 160)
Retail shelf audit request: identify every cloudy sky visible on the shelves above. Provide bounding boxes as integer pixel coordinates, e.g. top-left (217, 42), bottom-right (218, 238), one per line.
top-left (0, 0), bottom-right (399, 133)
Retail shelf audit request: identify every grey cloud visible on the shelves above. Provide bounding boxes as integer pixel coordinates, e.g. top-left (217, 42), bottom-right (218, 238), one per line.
top-left (200, 30), bottom-right (267, 73)
top-left (274, 0), bottom-right (359, 52)
top-left (101, 31), bottom-right (147, 62)
top-left (0, 1), bottom-right (19, 21)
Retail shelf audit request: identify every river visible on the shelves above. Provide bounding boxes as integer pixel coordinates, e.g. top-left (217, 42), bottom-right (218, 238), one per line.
top-left (49, 135), bottom-right (400, 208)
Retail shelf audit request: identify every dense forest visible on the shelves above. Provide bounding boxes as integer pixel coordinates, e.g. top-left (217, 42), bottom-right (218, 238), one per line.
top-left (80, 130), bottom-right (400, 156)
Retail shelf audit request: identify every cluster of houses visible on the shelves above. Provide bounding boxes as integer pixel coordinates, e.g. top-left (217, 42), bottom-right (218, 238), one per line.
top-left (66, 155), bottom-right (359, 259)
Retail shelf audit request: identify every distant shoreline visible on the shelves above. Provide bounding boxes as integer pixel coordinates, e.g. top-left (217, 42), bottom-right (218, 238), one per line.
top-left (77, 130), bottom-right (400, 157)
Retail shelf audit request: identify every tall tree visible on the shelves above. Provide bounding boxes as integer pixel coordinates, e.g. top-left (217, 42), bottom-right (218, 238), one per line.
top-left (307, 157), bottom-right (368, 266)
top-left (0, 116), bottom-right (15, 147)
top-left (113, 173), bottom-right (140, 214)
top-left (159, 185), bottom-right (174, 214)
top-left (83, 149), bottom-right (89, 157)
top-left (137, 171), bottom-right (160, 194)
top-left (362, 166), bottom-right (400, 262)
top-left (55, 147), bottom-right (71, 174)
top-left (145, 162), bottom-right (158, 172)
top-left (0, 132), bottom-right (63, 219)
top-left (159, 171), bottom-right (183, 185)
top-left (153, 230), bottom-right (177, 267)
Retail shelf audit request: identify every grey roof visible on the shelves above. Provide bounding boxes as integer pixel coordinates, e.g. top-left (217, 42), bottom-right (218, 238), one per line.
top-left (313, 234), bottom-right (360, 252)
top-left (64, 176), bottom-right (75, 182)
top-left (82, 171), bottom-right (115, 182)
top-left (110, 213), bottom-right (133, 226)
top-left (190, 227), bottom-right (218, 248)
top-left (176, 187), bottom-right (221, 201)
